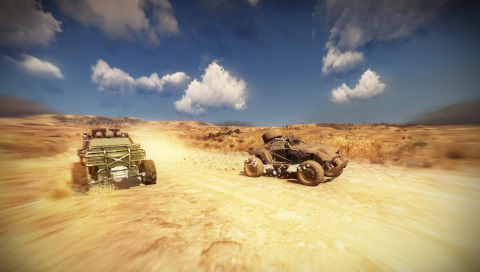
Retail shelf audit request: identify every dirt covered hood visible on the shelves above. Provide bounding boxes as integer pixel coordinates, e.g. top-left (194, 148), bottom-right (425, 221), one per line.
top-left (290, 144), bottom-right (340, 161)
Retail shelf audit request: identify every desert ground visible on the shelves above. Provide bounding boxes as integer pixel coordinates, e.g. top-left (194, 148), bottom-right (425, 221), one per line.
top-left (1, 115), bottom-right (479, 271)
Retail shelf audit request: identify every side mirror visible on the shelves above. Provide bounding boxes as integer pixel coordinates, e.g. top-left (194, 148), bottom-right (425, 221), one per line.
top-left (137, 143), bottom-right (141, 148)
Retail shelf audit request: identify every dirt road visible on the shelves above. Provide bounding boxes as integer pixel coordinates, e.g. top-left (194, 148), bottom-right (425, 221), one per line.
top-left (1, 134), bottom-right (480, 272)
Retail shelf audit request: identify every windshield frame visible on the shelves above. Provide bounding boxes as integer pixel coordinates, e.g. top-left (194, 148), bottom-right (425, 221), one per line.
top-left (88, 137), bottom-right (133, 147)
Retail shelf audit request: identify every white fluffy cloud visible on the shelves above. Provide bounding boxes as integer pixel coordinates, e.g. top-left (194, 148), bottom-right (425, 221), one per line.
top-left (322, 47), bottom-right (364, 75)
top-left (135, 72), bottom-right (190, 94)
top-left (0, 0), bottom-right (62, 49)
top-left (174, 62), bottom-right (247, 115)
top-left (91, 59), bottom-right (188, 95)
top-left (92, 60), bottom-right (136, 94)
top-left (331, 69), bottom-right (386, 103)
top-left (160, 72), bottom-right (191, 85)
top-left (6, 54), bottom-right (64, 79)
top-left (135, 73), bottom-right (163, 93)
top-left (54, 0), bottom-right (179, 46)
top-left (319, 0), bottom-right (448, 75)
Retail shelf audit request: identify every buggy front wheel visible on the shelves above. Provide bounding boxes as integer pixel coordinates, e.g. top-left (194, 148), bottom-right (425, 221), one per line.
top-left (297, 160), bottom-right (324, 186)
top-left (140, 160), bottom-right (157, 185)
top-left (72, 162), bottom-right (89, 194)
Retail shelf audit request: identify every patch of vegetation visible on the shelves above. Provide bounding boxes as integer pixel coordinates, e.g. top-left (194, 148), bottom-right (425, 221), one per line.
top-left (197, 133), bottom-right (263, 152)
top-left (445, 150), bottom-right (465, 160)
top-left (414, 141), bottom-right (428, 147)
top-left (303, 133), bottom-right (387, 163)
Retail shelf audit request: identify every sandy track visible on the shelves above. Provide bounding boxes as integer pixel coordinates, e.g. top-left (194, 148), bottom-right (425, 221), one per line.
top-left (1, 143), bottom-right (480, 271)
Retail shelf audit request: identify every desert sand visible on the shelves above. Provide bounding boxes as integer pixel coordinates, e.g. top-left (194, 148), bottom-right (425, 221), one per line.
top-left (0, 115), bottom-right (479, 271)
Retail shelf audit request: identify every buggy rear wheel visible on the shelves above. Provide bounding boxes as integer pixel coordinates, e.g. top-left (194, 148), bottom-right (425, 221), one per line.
top-left (244, 157), bottom-right (264, 177)
top-left (72, 162), bottom-right (89, 194)
top-left (297, 160), bottom-right (324, 186)
top-left (140, 160), bottom-right (157, 185)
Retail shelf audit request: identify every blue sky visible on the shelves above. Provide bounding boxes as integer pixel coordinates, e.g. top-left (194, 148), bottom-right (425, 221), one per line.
top-left (0, 0), bottom-right (479, 126)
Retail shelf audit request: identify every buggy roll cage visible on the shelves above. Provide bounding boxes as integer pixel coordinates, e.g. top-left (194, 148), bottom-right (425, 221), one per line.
top-left (78, 144), bottom-right (146, 176)
top-left (264, 134), bottom-right (308, 164)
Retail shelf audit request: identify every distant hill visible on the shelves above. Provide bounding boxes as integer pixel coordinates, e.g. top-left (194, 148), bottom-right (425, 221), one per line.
top-left (0, 95), bottom-right (217, 128)
top-left (51, 114), bottom-right (150, 127)
top-left (0, 112), bottom-right (216, 129)
top-left (409, 100), bottom-right (480, 125)
top-left (215, 121), bottom-right (252, 127)
top-left (151, 120), bottom-right (217, 129)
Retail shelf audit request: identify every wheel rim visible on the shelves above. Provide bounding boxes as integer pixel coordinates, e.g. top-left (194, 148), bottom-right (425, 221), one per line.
top-left (245, 162), bottom-right (253, 175)
top-left (304, 168), bottom-right (316, 181)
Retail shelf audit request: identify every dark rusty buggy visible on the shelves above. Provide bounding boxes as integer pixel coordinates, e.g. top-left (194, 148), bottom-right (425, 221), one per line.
top-left (244, 129), bottom-right (348, 186)
top-left (72, 128), bottom-right (156, 193)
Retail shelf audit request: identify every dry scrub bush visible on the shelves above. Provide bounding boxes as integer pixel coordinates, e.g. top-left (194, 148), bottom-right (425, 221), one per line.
top-left (445, 150), bottom-right (464, 160)
top-left (442, 141), bottom-right (480, 160)
top-left (197, 133), bottom-right (391, 163)
top-left (303, 133), bottom-right (387, 162)
top-left (197, 134), bottom-right (263, 152)
top-left (196, 132), bottom-right (480, 167)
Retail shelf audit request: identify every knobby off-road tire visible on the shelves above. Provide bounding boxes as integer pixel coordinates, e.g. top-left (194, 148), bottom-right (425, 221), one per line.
top-left (72, 162), bottom-right (89, 194)
top-left (140, 160), bottom-right (157, 185)
top-left (297, 160), bottom-right (324, 186)
top-left (262, 129), bottom-right (282, 144)
top-left (244, 157), bottom-right (264, 177)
